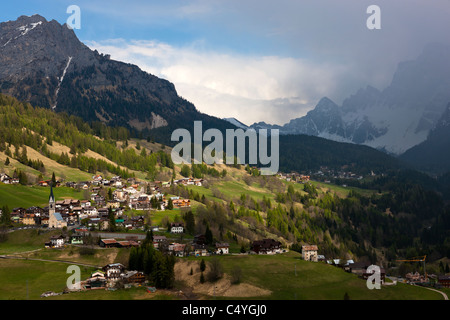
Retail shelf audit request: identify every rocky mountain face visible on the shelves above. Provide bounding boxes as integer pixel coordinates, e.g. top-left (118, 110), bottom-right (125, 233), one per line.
top-left (250, 43), bottom-right (450, 155)
top-left (400, 103), bottom-right (450, 174)
top-left (0, 15), bottom-right (234, 143)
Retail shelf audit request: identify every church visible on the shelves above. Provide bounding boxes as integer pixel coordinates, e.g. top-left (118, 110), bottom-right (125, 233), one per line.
top-left (48, 185), bottom-right (67, 229)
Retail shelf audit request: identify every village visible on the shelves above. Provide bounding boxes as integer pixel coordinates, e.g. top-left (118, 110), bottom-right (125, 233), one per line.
top-left (2, 172), bottom-right (449, 298)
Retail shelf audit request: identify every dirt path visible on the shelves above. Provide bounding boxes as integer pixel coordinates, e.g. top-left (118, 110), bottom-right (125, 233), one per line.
top-left (0, 255), bottom-right (100, 268)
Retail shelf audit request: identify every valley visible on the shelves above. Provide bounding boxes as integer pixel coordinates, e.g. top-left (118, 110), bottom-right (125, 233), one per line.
top-left (0, 11), bottom-right (449, 303)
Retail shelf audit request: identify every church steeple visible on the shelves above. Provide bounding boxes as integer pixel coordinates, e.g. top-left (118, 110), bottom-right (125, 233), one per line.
top-left (49, 184), bottom-right (55, 203)
top-left (49, 184), bottom-right (55, 216)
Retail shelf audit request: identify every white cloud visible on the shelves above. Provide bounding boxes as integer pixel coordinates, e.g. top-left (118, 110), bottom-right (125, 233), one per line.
top-left (86, 38), bottom-right (350, 125)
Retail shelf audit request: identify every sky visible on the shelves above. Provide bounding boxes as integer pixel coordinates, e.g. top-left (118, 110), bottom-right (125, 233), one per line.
top-left (2, 0), bottom-right (450, 125)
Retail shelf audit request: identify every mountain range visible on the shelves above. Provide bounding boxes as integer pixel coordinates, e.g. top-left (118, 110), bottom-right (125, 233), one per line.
top-left (0, 14), bottom-right (235, 144)
top-left (1, 14), bottom-right (449, 177)
top-left (243, 43), bottom-right (450, 158)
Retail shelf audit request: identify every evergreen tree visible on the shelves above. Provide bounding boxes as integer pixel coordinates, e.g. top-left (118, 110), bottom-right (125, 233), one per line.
top-left (0, 205), bottom-right (11, 225)
top-left (183, 211), bottom-right (196, 235)
top-left (108, 207), bottom-right (116, 232)
top-left (200, 259), bottom-right (206, 272)
top-left (167, 198), bottom-right (174, 210)
top-left (205, 224), bottom-right (213, 245)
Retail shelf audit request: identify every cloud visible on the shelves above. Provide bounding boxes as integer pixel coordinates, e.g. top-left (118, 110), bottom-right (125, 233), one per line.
top-left (86, 38), bottom-right (351, 125)
top-left (82, 0), bottom-right (450, 125)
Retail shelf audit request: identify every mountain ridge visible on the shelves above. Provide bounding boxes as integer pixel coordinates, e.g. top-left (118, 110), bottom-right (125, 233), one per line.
top-left (249, 43), bottom-right (450, 156)
top-left (0, 14), bottom-right (237, 144)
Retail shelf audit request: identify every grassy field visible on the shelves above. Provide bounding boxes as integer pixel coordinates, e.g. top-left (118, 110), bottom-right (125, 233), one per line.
top-left (184, 251), bottom-right (444, 300)
top-left (0, 184), bottom-right (85, 209)
top-left (0, 233), bottom-right (444, 300)
top-left (310, 180), bottom-right (377, 198)
top-left (0, 229), bottom-right (62, 255)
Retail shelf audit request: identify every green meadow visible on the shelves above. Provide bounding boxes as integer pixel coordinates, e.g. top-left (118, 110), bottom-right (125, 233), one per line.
top-left (186, 251), bottom-right (444, 300)
top-left (0, 184), bottom-right (84, 209)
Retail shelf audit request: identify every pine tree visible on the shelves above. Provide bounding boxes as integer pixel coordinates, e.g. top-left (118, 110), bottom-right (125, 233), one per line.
top-left (200, 272), bottom-right (205, 284)
top-left (200, 259), bottom-right (206, 272)
top-left (4, 157), bottom-right (9, 166)
top-left (167, 198), bottom-right (174, 210)
top-left (108, 207), bottom-right (116, 232)
top-left (205, 225), bottom-right (213, 245)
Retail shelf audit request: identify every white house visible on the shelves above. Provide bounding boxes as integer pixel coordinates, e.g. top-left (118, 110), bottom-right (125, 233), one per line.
top-left (50, 235), bottom-right (65, 248)
top-left (170, 222), bottom-right (184, 234)
top-left (102, 263), bottom-right (125, 281)
top-left (84, 206), bottom-right (98, 217)
top-left (215, 243), bottom-right (229, 255)
top-left (302, 245), bottom-right (318, 262)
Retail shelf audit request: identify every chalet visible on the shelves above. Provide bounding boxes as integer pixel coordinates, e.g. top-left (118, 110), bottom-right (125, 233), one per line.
top-left (22, 214), bottom-right (38, 225)
top-left (92, 175), bottom-right (103, 185)
top-left (0, 173), bottom-right (12, 183)
top-left (107, 200), bottom-right (120, 209)
top-left (117, 240), bottom-right (140, 248)
top-left (132, 195), bottom-right (151, 210)
top-left (93, 195), bottom-right (106, 207)
top-left (80, 200), bottom-right (91, 208)
top-left (84, 206), bottom-right (98, 217)
top-left (172, 198), bottom-right (190, 208)
top-left (72, 206), bottom-right (83, 215)
top-left (215, 243), bottom-right (229, 255)
top-left (122, 271), bottom-right (146, 284)
top-left (70, 234), bottom-right (84, 245)
top-left (41, 216), bottom-right (49, 227)
top-left (27, 206), bottom-right (44, 217)
top-left (193, 244), bottom-right (208, 257)
top-left (49, 235), bottom-right (65, 248)
top-left (406, 272), bottom-right (426, 283)
top-left (168, 243), bottom-right (186, 257)
top-left (122, 219), bottom-right (134, 229)
top-left (251, 239), bottom-right (282, 255)
top-left (131, 215), bottom-right (145, 227)
top-left (83, 271), bottom-right (107, 289)
top-left (152, 235), bottom-right (167, 249)
top-left (12, 207), bottom-right (26, 216)
top-left (346, 262), bottom-right (370, 276)
top-left (302, 245), bottom-right (318, 262)
top-left (113, 189), bottom-right (127, 201)
top-left (170, 222), bottom-right (184, 234)
top-left (193, 179), bottom-right (203, 186)
top-left (38, 180), bottom-right (50, 187)
top-left (102, 263), bottom-right (125, 281)
top-left (97, 218), bottom-right (109, 231)
top-left (76, 182), bottom-right (90, 189)
top-left (438, 275), bottom-right (450, 288)
top-left (99, 238), bottom-right (119, 248)
top-left (97, 208), bottom-right (109, 218)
